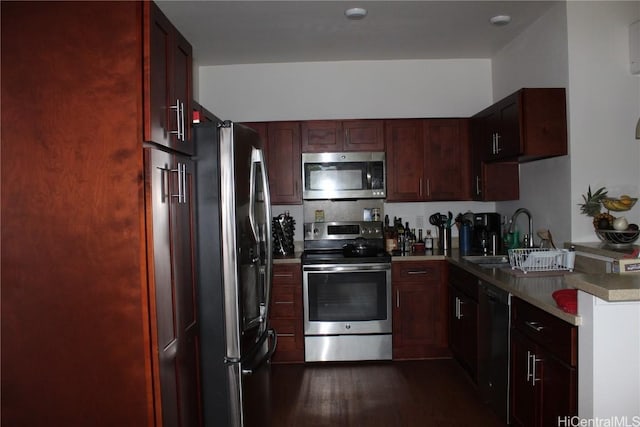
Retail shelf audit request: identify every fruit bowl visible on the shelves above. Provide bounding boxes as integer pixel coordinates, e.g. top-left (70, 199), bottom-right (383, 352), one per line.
top-left (601, 197), bottom-right (637, 212)
top-left (595, 229), bottom-right (640, 248)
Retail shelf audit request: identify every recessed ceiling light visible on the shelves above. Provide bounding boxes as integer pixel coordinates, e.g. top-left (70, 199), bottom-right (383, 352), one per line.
top-left (490, 15), bottom-right (512, 26)
top-left (345, 7), bottom-right (367, 20)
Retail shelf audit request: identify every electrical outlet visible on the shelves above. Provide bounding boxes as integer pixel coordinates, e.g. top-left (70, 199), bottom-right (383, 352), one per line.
top-left (416, 215), bottom-right (424, 229)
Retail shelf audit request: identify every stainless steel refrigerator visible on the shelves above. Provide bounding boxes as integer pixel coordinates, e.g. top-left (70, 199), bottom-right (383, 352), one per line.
top-left (194, 121), bottom-right (276, 427)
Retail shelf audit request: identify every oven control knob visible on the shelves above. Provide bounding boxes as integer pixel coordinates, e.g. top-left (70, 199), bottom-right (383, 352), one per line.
top-left (345, 324), bottom-right (351, 330)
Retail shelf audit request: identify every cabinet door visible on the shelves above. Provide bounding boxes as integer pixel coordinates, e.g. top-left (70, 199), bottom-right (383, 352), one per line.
top-left (301, 120), bottom-right (343, 152)
top-left (482, 162), bottom-right (519, 201)
top-left (342, 119), bottom-right (384, 151)
top-left (424, 119), bottom-right (470, 200)
top-left (449, 287), bottom-right (478, 381)
top-left (144, 2), bottom-right (193, 155)
top-left (385, 119), bottom-right (425, 202)
top-left (266, 122), bottom-right (302, 204)
top-left (495, 96), bottom-right (520, 159)
top-left (510, 331), bottom-right (539, 427)
top-left (392, 262), bottom-right (448, 359)
top-left (171, 29), bottom-right (193, 154)
top-left (539, 353), bottom-right (577, 427)
top-left (146, 149), bottom-right (202, 427)
top-left (270, 264), bottom-right (304, 363)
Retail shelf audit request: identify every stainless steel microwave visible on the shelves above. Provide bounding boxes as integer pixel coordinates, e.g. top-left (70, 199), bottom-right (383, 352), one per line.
top-left (302, 152), bottom-right (386, 200)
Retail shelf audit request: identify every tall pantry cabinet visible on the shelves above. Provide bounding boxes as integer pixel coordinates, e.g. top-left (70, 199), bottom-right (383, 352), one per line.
top-left (1, 2), bottom-right (201, 426)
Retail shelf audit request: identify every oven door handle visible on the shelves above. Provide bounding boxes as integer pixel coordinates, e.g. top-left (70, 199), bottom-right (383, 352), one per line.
top-left (303, 263), bottom-right (391, 272)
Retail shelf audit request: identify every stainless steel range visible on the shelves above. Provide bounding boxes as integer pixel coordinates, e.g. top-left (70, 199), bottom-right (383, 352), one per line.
top-left (302, 221), bottom-right (392, 362)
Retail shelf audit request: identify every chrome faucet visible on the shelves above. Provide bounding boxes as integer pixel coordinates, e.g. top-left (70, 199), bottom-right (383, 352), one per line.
top-left (509, 208), bottom-right (534, 248)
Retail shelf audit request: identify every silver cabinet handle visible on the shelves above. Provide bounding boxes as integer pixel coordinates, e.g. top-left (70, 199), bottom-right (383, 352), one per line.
top-left (458, 298), bottom-right (464, 319)
top-left (180, 100), bottom-right (185, 142)
top-left (396, 290), bottom-right (400, 308)
top-left (526, 350), bottom-right (533, 383)
top-left (475, 175), bottom-right (481, 196)
top-left (525, 321), bottom-right (545, 332)
top-left (170, 99), bottom-right (181, 140)
top-left (426, 178), bottom-right (431, 197)
top-left (170, 100), bottom-right (185, 142)
top-left (419, 179), bottom-right (423, 197)
top-left (491, 133), bottom-right (496, 154)
top-left (495, 133), bottom-right (501, 154)
top-left (407, 270), bottom-right (428, 275)
top-left (531, 354), bottom-right (542, 385)
top-left (171, 162), bottom-right (187, 203)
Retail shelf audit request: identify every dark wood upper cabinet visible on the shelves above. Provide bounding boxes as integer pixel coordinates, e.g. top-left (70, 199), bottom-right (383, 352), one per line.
top-left (144, 1), bottom-right (193, 155)
top-left (244, 122), bottom-right (303, 205)
top-left (301, 119), bottom-right (384, 152)
top-left (386, 119), bottom-right (470, 202)
top-left (474, 88), bottom-right (567, 163)
top-left (301, 120), bottom-right (343, 152)
top-left (342, 119), bottom-right (385, 151)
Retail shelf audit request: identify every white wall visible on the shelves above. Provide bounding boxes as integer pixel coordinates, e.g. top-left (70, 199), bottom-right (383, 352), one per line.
top-left (491, 2), bottom-right (572, 246)
top-left (198, 59), bottom-right (496, 241)
top-left (198, 59), bottom-right (492, 121)
top-left (566, 1), bottom-right (640, 242)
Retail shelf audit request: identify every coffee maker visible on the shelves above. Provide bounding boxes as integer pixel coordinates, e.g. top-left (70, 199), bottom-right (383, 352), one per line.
top-left (470, 212), bottom-right (502, 255)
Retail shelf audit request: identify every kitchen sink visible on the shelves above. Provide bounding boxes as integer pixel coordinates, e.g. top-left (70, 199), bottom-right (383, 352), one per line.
top-left (462, 255), bottom-right (511, 269)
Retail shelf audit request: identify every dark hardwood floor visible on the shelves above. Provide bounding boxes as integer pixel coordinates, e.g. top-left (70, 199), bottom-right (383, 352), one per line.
top-left (268, 359), bottom-right (505, 427)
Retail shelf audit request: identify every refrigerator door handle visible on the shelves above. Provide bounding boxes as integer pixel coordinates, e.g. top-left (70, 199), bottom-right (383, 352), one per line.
top-left (250, 147), bottom-right (273, 326)
top-left (241, 329), bottom-right (277, 376)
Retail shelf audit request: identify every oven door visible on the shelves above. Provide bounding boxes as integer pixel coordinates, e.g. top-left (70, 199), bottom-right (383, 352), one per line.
top-left (302, 263), bottom-right (392, 335)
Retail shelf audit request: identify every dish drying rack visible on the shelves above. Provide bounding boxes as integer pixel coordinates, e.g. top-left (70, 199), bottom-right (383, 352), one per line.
top-left (508, 248), bottom-right (575, 273)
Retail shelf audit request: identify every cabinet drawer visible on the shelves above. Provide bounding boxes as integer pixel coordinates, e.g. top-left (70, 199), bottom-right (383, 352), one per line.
top-left (271, 287), bottom-right (297, 318)
top-left (512, 297), bottom-right (577, 366)
top-left (449, 264), bottom-right (479, 301)
top-left (392, 261), bottom-right (442, 283)
top-left (272, 264), bottom-right (301, 284)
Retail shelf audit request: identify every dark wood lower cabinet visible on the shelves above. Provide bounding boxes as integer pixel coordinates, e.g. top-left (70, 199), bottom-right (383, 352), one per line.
top-left (510, 298), bottom-right (577, 427)
top-left (448, 264), bottom-right (479, 381)
top-left (270, 264), bottom-right (304, 363)
top-left (392, 261), bottom-right (449, 360)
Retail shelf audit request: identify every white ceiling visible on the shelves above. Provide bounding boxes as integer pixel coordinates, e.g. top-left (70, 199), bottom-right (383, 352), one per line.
top-left (156, 1), bottom-right (557, 66)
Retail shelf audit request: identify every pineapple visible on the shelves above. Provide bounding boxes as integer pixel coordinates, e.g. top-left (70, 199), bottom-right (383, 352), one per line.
top-left (579, 186), bottom-right (613, 229)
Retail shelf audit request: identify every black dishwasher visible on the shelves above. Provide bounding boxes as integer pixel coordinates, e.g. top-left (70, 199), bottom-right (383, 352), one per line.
top-left (477, 280), bottom-right (511, 424)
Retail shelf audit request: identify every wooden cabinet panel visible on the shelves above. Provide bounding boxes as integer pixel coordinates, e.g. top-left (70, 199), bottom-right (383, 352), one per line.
top-left (510, 331), bottom-right (538, 427)
top-left (448, 264), bottom-right (479, 381)
top-left (243, 121), bottom-right (302, 205)
top-left (386, 119), bottom-right (470, 202)
top-left (424, 119), bottom-right (471, 200)
top-left (470, 117), bottom-right (519, 201)
top-left (474, 88), bottom-right (567, 163)
top-left (1, 2), bottom-right (201, 425)
top-left (392, 261), bottom-right (448, 360)
top-left (510, 297), bottom-right (577, 427)
top-left (144, 1), bottom-right (193, 155)
top-left (146, 149), bottom-right (201, 427)
top-left (269, 264), bottom-right (304, 363)
top-left (385, 119), bottom-right (425, 202)
top-left (449, 286), bottom-right (479, 380)
top-left (342, 119), bottom-right (384, 151)
top-left (301, 120), bottom-right (343, 152)
top-left (301, 119), bottom-right (384, 152)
